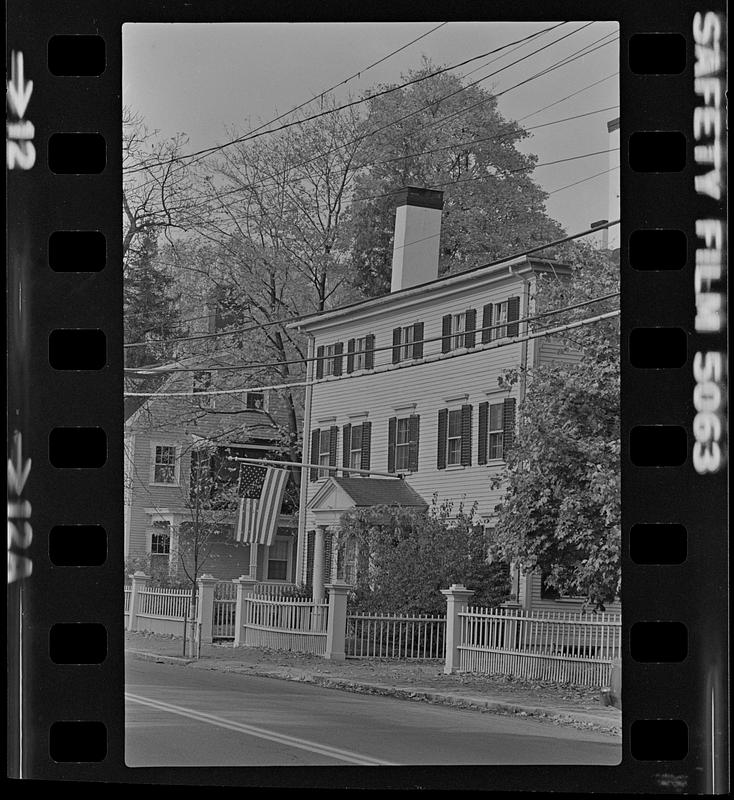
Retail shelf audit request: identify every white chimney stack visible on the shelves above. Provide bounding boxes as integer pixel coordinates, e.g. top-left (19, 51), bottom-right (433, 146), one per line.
top-left (390, 187), bottom-right (444, 292)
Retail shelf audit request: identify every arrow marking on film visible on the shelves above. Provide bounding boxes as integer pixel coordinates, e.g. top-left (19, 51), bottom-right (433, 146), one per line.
top-left (8, 432), bottom-right (31, 496)
top-left (7, 51), bottom-right (33, 120)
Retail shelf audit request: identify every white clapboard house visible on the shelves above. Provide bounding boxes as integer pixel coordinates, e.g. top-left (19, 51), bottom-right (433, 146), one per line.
top-left (289, 186), bottom-right (618, 612)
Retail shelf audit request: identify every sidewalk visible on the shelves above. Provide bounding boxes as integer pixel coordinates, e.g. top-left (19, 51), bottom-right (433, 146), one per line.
top-left (125, 630), bottom-right (621, 737)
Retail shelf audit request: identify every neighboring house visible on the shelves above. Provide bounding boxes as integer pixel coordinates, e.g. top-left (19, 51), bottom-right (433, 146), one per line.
top-left (124, 361), bottom-right (299, 584)
top-left (289, 186), bottom-right (619, 613)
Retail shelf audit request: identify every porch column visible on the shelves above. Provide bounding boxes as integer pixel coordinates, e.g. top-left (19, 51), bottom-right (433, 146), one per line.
top-left (248, 542), bottom-right (259, 582)
top-left (312, 525), bottom-right (327, 603)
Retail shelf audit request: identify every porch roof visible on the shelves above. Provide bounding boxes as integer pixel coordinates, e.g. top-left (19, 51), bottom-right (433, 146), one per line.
top-left (329, 477), bottom-right (427, 509)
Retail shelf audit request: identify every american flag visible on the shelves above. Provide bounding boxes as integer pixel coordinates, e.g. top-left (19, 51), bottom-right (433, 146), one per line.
top-left (235, 463), bottom-right (289, 546)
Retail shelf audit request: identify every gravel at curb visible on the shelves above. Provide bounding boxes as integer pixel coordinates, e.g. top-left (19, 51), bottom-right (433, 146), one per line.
top-left (127, 649), bottom-right (621, 737)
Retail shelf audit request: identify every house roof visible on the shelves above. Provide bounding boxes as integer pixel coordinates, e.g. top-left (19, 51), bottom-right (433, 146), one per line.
top-left (288, 255), bottom-right (570, 332)
top-left (330, 478), bottom-right (427, 508)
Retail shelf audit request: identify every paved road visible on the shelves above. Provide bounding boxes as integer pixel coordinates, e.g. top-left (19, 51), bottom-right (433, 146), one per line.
top-left (125, 655), bottom-right (621, 767)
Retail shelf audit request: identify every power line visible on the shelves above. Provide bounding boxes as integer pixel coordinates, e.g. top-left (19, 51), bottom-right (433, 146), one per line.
top-left (192, 25), bottom-right (612, 214)
top-left (547, 164), bottom-right (620, 196)
top-left (124, 309), bottom-right (619, 397)
top-left (126, 290), bottom-right (619, 374)
top-left (123, 218), bottom-right (618, 350)
top-left (124, 23), bottom-right (567, 176)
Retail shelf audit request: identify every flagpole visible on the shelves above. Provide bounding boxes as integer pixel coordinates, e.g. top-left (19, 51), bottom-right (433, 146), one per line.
top-left (229, 455), bottom-right (405, 480)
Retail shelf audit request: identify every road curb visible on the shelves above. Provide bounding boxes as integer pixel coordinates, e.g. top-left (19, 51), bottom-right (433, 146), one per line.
top-left (126, 649), bottom-right (621, 736)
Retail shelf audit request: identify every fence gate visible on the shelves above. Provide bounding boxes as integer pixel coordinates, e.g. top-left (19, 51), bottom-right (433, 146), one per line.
top-left (212, 581), bottom-right (237, 640)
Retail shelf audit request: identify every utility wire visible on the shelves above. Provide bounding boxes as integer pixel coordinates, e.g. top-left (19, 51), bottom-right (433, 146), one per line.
top-left (126, 290), bottom-right (619, 374)
top-left (123, 23), bottom-right (566, 175)
top-left (123, 218), bottom-right (618, 350)
top-left (124, 309), bottom-right (619, 397)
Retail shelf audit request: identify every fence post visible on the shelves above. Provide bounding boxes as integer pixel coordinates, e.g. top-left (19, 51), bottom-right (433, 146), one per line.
top-left (441, 583), bottom-right (475, 675)
top-left (233, 575), bottom-right (257, 647)
top-left (127, 571), bottom-right (150, 632)
top-left (324, 581), bottom-right (350, 661)
top-left (197, 574), bottom-right (217, 644)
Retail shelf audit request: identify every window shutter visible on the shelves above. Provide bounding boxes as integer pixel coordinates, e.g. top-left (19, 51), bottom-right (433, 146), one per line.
top-left (328, 425), bottom-right (338, 469)
top-left (478, 402), bottom-right (488, 465)
top-left (437, 409), bottom-right (448, 469)
top-left (306, 530), bottom-right (314, 589)
top-left (460, 404), bottom-right (473, 466)
top-left (413, 322), bottom-right (424, 359)
top-left (502, 398), bottom-right (517, 457)
top-left (365, 333), bottom-right (376, 370)
top-left (507, 296), bottom-right (521, 337)
top-left (360, 420), bottom-right (371, 471)
top-left (310, 429), bottom-right (320, 481)
top-left (316, 346), bottom-right (324, 379)
top-left (346, 339), bottom-right (355, 374)
top-left (323, 530), bottom-right (334, 584)
top-left (342, 423), bottom-right (352, 469)
top-left (333, 342), bottom-right (344, 376)
top-left (408, 414), bottom-right (420, 472)
top-left (392, 327), bottom-right (401, 363)
top-left (465, 308), bottom-right (477, 348)
top-left (481, 303), bottom-right (493, 344)
top-left (387, 417), bottom-right (397, 473)
top-left (441, 314), bottom-right (452, 353)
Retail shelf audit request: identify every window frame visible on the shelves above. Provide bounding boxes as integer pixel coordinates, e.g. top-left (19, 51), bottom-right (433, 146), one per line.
top-left (487, 402), bottom-right (504, 460)
top-left (150, 442), bottom-right (180, 486)
top-left (446, 409), bottom-right (463, 466)
top-left (266, 536), bottom-right (292, 582)
top-left (150, 521), bottom-right (172, 555)
top-left (400, 325), bottom-right (415, 361)
top-left (353, 336), bottom-right (367, 371)
top-left (318, 429), bottom-right (332, 478)
top-left (451, 312), bottom-right (467, 349)
top-left (395, 417), bottom-right (412, 471)
top-left (492, 301), bottom-right (508, 341)
top-left (349, 423), bottom-right (363, 470)
top-left (245, 391), bottom-right (266, 411)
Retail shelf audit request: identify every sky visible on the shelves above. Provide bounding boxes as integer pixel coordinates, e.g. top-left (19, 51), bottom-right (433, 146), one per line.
top-left (122, 21), bottom-right (619, 239)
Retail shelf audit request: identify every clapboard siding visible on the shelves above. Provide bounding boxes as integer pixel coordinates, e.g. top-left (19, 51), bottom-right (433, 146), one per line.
top-left (304, 270), bottom-right (534, 530)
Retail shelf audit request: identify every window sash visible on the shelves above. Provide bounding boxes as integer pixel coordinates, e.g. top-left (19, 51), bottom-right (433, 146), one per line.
top-left (492, 302), bottom-right (508, 340)
top-left (400, 326), bottom-right (415, 361)
top-left (452, 313), bottom-right (466, 349)
top-left (349, 424), bottom-right (363, 469)
top-left (318, 430), bottom-right (331, 477)
top-left (395, 418), bottom-right (411, 471)
top-left (353, 337), bottom-right (367, 371)
top-left (324, 344), bottom-right (337, 376)
top-left (446, 410), bottom-right (462, 466)
top-left (246, 392), bottom-right (265, 410)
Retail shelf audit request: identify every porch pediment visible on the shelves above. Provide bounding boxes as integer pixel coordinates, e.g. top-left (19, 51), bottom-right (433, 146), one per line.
top-left (307, 477), bottom-right (427, 515)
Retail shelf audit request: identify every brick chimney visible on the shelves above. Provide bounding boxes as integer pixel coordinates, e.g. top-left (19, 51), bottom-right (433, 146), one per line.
top-left (390, 187), bottom-right (444, 292)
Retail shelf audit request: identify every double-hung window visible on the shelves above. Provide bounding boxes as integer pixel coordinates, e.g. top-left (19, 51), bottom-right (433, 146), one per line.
top-left (442, 309), bottom-right (476, 352)
top-left (492, 302), bottom-right (508, 340)
top-left (353, 337), bottom-right (367, 371)
top-left (310, 426), bottom-right (338, 480)
top-left (391, 323), bottom-right (424, 363)
top-left (387, 415), bottom-right (420, 473)
top-left (349, 424), bottom-right (363, 469)
top-left (437, 405), bottom-right (472, 469)
top-left (150, 521), bottom-right (171, 555)
top-left (267, 538), bottom-right (291, 581)
top-left (342, 421), bottom-right (372, 473)
top-left (481, 296), bottom-right (521, 343)
top-left (446, 409), bottom-right (463, 466)
top-left (316, 343), bottom-right (344, 378)
top-left (487, 403), bottom-right (504, 459)
top-left (152, 444), bottom-right (178, 484)
top-left (347, 334), bottom-right (375, 373)
top-left (478, 398), bottom-right (516, 464)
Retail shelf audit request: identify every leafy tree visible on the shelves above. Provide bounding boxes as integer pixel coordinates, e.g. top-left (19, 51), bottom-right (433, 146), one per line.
top-left (489, 242), bottom-right (620, 610)
top-left (339, 60), bottom-right (565, 297)
top-left (338, 499), bottom-right (510, 615)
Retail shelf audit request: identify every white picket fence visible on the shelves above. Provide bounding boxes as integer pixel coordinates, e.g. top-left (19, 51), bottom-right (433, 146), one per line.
top-left (458, 606), bottom-right (621, 686)
top-left (346, 613), bottom-right (446, 660)
top-left (212, 581), bottom-right (296, 639)
top-left (242, 593), bottom-right (329, 655)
